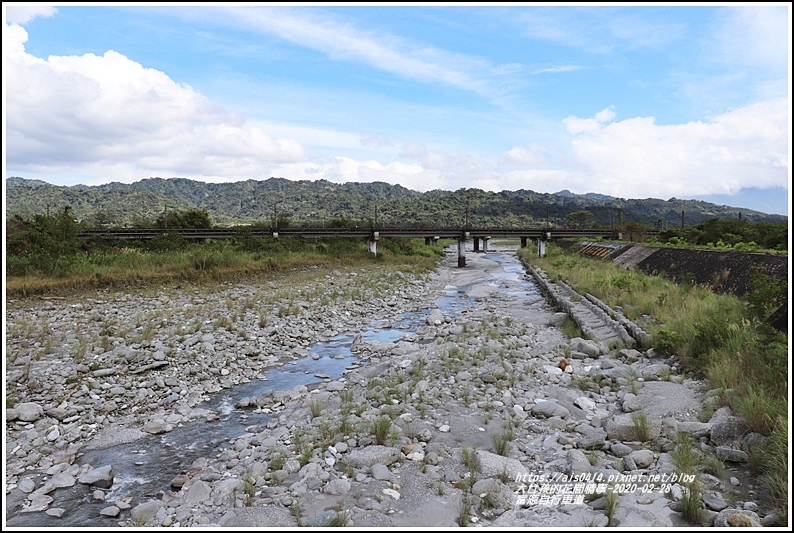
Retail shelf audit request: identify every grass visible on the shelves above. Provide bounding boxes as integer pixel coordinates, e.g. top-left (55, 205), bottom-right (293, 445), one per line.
top-left (457, 493), bottom-right (473, 527)
top-left (461, 446), bottom-right (477, 475)
top-left (680, 478), bottom-right (704, 525)
top-left (604, 489), bottom-right (619, 526)
top-left (370, 415), bottom-right (393, 446)
top-left (631, 410), bottom-right (651, 442)
top-left (491, 428), bottom-right (515, 457)
top-left (308, 398), bottom-right (323, 418)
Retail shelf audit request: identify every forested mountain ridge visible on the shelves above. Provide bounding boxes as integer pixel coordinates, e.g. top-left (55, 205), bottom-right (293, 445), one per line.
top-left (5, 176), bottom-right (787, 228)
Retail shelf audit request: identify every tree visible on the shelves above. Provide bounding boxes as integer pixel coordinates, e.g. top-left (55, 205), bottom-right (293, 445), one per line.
top-left (565, 210), bottom-right (595, 228)
top-left (155, 208), bottom-right (213, 229)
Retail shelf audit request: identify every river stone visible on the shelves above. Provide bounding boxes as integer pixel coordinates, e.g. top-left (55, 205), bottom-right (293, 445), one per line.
top-left (324, 478), bottom-right (351, 495)
top-left (567, 449), bottom-right (591, 476)
top-left (577, 428), bottom-right (607, 450)
top-left (476, 450), bottom-right (528, 478)
top-left (627, 449), bottom-right (655, 468)
top-left (17, 477), bottom-right (36, 493)
top-left (604, 413), bottom-right (661, 441)
top-left (78, 465), bottom-right (114, 488)
top-left (184, 480), bottom-right (212, 505)
top-left (21, 493), bottom-right (53, 513)
top-left (570, 338), bottom-right (603, 357)
top-left (347, 446), bottom-right (401, 468)
top-left (531, 400), bottom-right (569, 418)
top-left (715, 446), bottom-right (749, 463)
top-left (100, 505), bottom-right (120, 517)
top-left (713, 509), bottom-right (762, 527)
top-left (371, 464), bottom-right (391, 481)
top-left (609, 443), bottom-right (633, 457)
top-left (130, 500), bottom-right (164, 525)
top-left (702, 493), bottom-right (728, 511)
top-left (14, 402), bottom-right (44, 422)
top-left (709, 409), bottom-right (746, 446)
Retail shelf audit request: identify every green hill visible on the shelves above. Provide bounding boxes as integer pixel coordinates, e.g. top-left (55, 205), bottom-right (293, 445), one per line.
top-left (5, 176), bottom-right (786, 228)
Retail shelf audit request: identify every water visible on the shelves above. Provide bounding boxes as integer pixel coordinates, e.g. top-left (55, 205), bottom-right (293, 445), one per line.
top-left (6, 250), bottom-right (540, 527)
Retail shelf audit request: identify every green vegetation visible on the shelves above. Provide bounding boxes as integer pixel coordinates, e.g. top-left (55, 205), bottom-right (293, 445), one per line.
top-left (6, 210), bottom-right (445, 296)
top-left (7, 176), bottom-right (785, 230)
top-left (653, 217), bottom-right (787, 252)
top-left (519, 242), bottom-right (788, 515)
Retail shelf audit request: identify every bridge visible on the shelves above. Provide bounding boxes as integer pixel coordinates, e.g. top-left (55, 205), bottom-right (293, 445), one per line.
top-left (79, 226), bottom-right (651, 266)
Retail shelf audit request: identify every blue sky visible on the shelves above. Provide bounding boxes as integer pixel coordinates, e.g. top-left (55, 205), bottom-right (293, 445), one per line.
top-left (3, 3), bottom-right (791, 215)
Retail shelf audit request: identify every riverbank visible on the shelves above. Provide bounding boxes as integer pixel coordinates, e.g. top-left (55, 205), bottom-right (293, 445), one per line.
top-left (4, 246), bottom-right (782, 528)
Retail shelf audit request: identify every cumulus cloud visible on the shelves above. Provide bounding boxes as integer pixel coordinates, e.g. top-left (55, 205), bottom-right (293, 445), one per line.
top-left (559, 100), bottom-right (789, 198)
top-left (5, 23), bottom-right (306, 182)
top-left (5, 5), bottom-right (57, 25)
top-left (501, 144), bottom-right (552, 166)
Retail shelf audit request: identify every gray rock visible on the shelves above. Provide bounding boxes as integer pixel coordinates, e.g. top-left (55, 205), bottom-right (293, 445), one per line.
top-left (14, 402), bottom-right (44, 422)
top-left (715, 446), bottom-right (749, 463)
top-left (78, 465), bottom-right (114, 488)
top-left (476, 450), bottom-right (528, 478)
top-left (627, 449), bottom-right (655, 468)
top-left (609, 443), bottom-right (633, 457)
top-left (604, 413), bottom-right (661, 441)
top-left (701, 493), bottom-right (728, 511)
top-left (577, 428), bottom-right (607, 450)
top-left (324, 478), bottom-right (350, 495)
top-left (184, 480), bottom-right (211, 505)
top-left (347, 446), bottom-right (401, 468)
top-left (130, 500), bottom-right (163, 525)
top-left (531, 400), bottom-right (570, 418)
top-left (371, 464), bottom-right (391, 481)
top-left (100, 505), bottom-right (120, 517)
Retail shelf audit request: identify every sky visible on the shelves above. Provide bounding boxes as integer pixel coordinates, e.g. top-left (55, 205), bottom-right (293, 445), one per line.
top-left (3, 3), bottom-right (791, 215)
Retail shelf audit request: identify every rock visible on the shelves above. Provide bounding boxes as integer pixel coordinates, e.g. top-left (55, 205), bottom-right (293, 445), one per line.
top-left (715, 446), bottom-right (749, 463)
top-left (577, 428), bottom-right (607, 450)
top-left (45, 508), bottom-right (65, 518)
top-left (17, 477), bottom-right (36, 493)
top-left (324, 478), bottom-right (350, 495)
top-left (709, 409), bottom-right (747, 446)
top-left (14, 402), bottom-right (44, 422)
top-left (476, 450), bottom-right (528, 478)
top-left (574, 396), bottom-right (596, 410)
top-left (713, 509), bottom-right (762, 527)
top-left (609, 443), bottom-right (633, 457)
top-left (701, 493), bottom-right (728, 511)
top-left (130, 500), bottom-right (164, 526)
top-left (604, 413), bottom-right (661, 441)
top-left (347, 446), bottom-right (401, 468)
top-left (627, 449), bottom-right (655, 468)
top-left (184, 480), bottom-right (211, 505)
top-left (100, 505), bottom-right (120, 517)
top-left (570, 338), bottom-right (602, 357)
top-left (371, 464), bottom-right (391, 481)
top-left (78, 465), bottom-right (114, 488)
top-left (567, 449), bottom-right (591, 476)
top-left (531, 400), bottom-right (570, 418)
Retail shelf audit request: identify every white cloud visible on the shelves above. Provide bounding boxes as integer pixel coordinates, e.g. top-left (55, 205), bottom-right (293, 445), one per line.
top-left (501, 145), bottom-right (550, 166)
top-left (5, 5), bottom-right (57, 25)
top-left (222, 6), bottom-right (513, 99)
top-left (5, 23), bottom-right (307, 181)
top-left (560, 99), bottom-right (789, 198)
top-left (714, 6), bottom-right (789, 72)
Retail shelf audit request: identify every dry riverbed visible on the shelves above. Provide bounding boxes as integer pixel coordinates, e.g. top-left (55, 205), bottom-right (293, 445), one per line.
top-left (4, 247), bottom-right (777, 528)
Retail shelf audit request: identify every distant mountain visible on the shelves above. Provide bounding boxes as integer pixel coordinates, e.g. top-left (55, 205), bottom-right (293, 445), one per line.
top-left (5, 176), bottom-right (787, 228)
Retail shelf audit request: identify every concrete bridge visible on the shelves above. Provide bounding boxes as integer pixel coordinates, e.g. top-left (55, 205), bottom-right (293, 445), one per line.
top-left (79, 226), bottom-right (651, 266)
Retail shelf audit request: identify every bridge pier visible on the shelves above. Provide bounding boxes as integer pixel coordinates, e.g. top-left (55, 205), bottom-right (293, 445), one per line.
top-left (520, 236), bottom-right (528, 248)
top-left (483, 237), bottom-right (490, 252)
top-left (538, 239), bottom-right (546, 257)
top-left (368, 231), bottom-right (380, 256)
top-left (473, 237), bottom-right (480, 252)
top-left (457, 234), bottom-right (468, 267)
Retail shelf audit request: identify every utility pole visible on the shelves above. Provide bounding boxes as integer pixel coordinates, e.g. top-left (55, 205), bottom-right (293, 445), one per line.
top-left (681, 210), bottom-right (685, 230)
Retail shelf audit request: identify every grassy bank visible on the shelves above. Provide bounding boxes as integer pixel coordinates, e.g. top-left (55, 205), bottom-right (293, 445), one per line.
top-left (518, 243), bottom-right (788, 521)
top-left (5, 236), bottom-right (445, 297)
